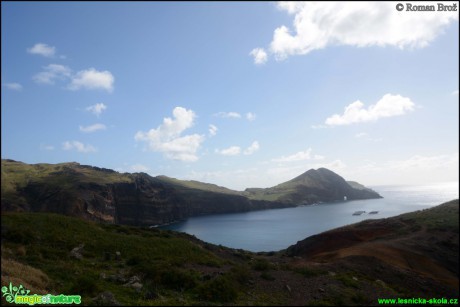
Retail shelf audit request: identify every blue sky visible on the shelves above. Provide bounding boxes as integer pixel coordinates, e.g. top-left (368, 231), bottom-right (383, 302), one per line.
top-left (2, 2), bottom-right (459, 190)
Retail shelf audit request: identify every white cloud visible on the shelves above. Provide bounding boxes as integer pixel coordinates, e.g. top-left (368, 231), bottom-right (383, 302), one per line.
top-left (32, 64), bottom-right (113, 92)
top-left (249, 48), bottom-right (268, 65)
top-left (216, 141), bottom-right (260, 156)
top-left (214, 112), bottom-right (242, 119)
top-left (452, 90), bottom-right (459, 96)
top-left (209, 124), bottom-right (218, 137)
top-left (62, 141), bottom-right (97, 153)
top-left (355, 132), bottom-right (382, 142)
top-left (272, 148), bottom-right (318, 162)
top-left (355, 132), bottom-right (369, 138)
top-left (68, 68), bottom-right (114, 92)
top-left (258, 2), bottom-right (458, 61)
top-left (79, 123), bottom-right (107, 133)
top-left (216, 146), bottom-right (241, 156)
top-left (2, 83), bottom-right (22, 91)
top-left (244, 141), bottom-right (260, 155)
top-left (131, 164), bottom-right (150, 172)
top-left (246, 112), bottom-right (257, 121)
top-left (134, 107), bottom-right (204, 162)
top-left (27, 43), bottom-right (56, 57)
top-left (39, 144), bottom-right (55, 151)
top-left (325, 94), bottom-right (415, 126)
top-left (311, 124), bottom-right (328, 130)
top-left (86, 103), bottom-right (107, 117)
top-left (33, 64), bottom-right (72, 84)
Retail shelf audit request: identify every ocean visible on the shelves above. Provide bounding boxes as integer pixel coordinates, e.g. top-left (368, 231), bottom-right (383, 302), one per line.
top-left (161, 182), bottom-right (459, 252)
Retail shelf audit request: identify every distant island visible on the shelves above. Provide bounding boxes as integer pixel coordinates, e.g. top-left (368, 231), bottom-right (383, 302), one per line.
top-left (1, 159), bottom-right (381, 226)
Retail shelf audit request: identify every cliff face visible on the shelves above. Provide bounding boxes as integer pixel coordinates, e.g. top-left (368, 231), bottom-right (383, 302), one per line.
top-left (1, 160), bottom-right (380, 226)
top-left (1, 160), bottom-right (290, 226)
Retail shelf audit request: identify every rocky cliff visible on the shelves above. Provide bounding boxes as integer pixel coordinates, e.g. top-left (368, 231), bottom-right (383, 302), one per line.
top-left (1, 159), bottom-right (381, 226)
top-left (1, 160), bottom-right (290, 226)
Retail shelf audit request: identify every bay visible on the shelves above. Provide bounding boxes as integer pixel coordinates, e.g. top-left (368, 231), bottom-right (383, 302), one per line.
top-left (161, 182), bottom-right (459, 252)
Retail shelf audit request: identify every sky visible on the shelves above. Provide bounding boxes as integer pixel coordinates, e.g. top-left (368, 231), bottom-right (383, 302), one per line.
top-left (1, 1), bottom-right (459, 190)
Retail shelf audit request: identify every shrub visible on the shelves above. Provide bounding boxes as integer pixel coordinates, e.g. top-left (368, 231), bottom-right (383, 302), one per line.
top-left (196, 275), bottom-right (238, 302)
top-left (260, 272), bottom-right (275, 281)
top-left (159, 268), bottom-right (198, 291)
top-left (67, 275), bottom-right (100, 296)
top-left (252, 258), bottom-right (271, 271)
top-left (230, 265), bottom-right (251, 285)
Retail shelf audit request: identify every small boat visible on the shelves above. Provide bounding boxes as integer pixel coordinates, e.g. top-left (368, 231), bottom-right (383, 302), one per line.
top-left (368, 211), bottom-right (379, 214)
top-left (352, 210), bottom-right (366, 216)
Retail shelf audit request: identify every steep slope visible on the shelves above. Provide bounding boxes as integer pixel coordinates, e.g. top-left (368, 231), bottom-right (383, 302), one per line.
top-left (2, 200), bottom-right (458, 305)
top-left (245, 168), bottom-right (381, 203)
top-left (286, 199), bottom-right (459, 291)
top-left (1, 160), bottom-right (381, 226)
top-left (156, 175), bottom-right (242, 195)
top-left (1, 159), bottom-right (289, 226)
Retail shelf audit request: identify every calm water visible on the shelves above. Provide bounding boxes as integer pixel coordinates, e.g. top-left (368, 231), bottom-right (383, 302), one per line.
top-left (161, 182), bottom-right (459, 252)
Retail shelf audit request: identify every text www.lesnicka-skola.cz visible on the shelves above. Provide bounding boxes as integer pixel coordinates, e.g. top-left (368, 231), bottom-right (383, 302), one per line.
top-left (378, 297), bottom-right (458, 305)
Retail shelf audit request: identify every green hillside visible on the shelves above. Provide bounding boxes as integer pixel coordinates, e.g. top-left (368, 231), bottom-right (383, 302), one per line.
top-left (2, 200), bottom-right (458, 305)
top-left (1, 160), bottom-right (381, 227)
top-left (156, 175), bottom-right (243, 195)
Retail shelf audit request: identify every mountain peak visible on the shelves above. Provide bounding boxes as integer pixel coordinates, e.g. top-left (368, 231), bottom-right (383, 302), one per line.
top-left (245, 167), bottom-right (381, 204)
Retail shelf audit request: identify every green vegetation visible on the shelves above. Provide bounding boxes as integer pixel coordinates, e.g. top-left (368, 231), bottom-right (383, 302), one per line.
top-left (1, 159), bottom-right (132, 210)
top-left (244, 168), bottom-right (381, 203)
top-left (1, 159), bottom-right (381, 220)
top-left (157, 175), bottom-right (243, 196)
top-left (251, 258), bottom-right (272, 271)
top-left (397, 199), bottom-right (459, 231)
top-left (1, 204), bottom-right (458, 305)
top-left (1, 212), bottom-right (227, 305)
top-left (1, 163), bottom-right (458, 307)
top-left (2, 212), bottom-right (295, 305)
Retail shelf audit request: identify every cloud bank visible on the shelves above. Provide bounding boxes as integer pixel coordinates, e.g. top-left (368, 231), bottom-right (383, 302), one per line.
top-left (252, 2), bottom-right (458, 62)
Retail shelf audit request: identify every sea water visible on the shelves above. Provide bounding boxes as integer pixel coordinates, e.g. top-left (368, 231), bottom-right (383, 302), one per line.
top-left (161, 182), bottom-right (459, 252)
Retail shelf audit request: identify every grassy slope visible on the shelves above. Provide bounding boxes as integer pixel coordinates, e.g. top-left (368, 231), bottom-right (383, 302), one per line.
top-left (287, 200), bottom-right (459, 293)
top-left (1, 160), bottom-right (132, 209)
top-left (2, 200), bottom-right (459, 305)
top-left (2, 212), bottom-right (229, 305)
top-left (156, 175), bottom-right (243, 195)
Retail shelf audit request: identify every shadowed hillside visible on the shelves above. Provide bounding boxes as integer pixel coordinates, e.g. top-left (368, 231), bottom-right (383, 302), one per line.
top-left (287, 199), bottom-right (459, 292)
top-left (1, 159), bottom-right (381, 226)
top-left (1, 200), bottom-right (458, 305)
